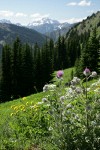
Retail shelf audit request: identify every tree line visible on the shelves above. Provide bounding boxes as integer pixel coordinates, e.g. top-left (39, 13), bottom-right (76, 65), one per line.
top-left (0, 27), bottom-right (99, 102)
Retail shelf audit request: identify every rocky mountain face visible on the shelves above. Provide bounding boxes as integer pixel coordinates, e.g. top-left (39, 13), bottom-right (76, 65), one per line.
top-left (27, 18), bottom-right (73, 40)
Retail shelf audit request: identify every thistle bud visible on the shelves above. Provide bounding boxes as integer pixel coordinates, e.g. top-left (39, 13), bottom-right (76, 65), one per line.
top-left (83, 67), bottom-right (91, 76)
top-left (57, 70), bottom-right (64, 78)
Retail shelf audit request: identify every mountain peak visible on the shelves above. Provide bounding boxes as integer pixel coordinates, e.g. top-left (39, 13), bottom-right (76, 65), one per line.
top-left (0, 19), bottom-right (11, 24)
top-left (27, 17), bottom-right (71, 35)
top-left (28, 17), bottom-right (60, 27)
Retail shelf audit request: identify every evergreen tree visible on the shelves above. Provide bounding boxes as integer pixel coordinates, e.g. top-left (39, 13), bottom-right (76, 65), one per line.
top-left (56, 35), bottom-right (62, 69)
top-left (76, 28), bottom-right (99, 77)
top-left (1, 44), bottom-right (12, 101)
top-left (33, 45), bottom-right (43, 91)
top-left (20, 43), bottom-right (34, 96)
top-left (11, 37), bottom-right (22, 98)
top-left (61, 36), bottom-right (70, 69)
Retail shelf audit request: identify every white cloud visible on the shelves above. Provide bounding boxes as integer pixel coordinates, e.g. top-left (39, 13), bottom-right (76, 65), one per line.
top-left (30, 13), bottom-right (50, 21)
top-left (30, 13), bottom-right (41, 18)
top-left (78, 0), bottom-right (91, 6)
top-left (67, 2), bottom-right (77, 6)
top-left (0, 10), bottom-right (14, 17)
top-left (60, 17), bottom-right (86, 24)
top-left (0, 11), bottom-right (51, 25)
top-left (15, 13), bottom-right (27, 17)
top-left (66, 0), bottom-right (91, 6)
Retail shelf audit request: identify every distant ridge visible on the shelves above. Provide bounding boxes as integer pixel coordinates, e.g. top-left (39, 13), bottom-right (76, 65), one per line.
top-left (0, 22), bottom-right (47, 48)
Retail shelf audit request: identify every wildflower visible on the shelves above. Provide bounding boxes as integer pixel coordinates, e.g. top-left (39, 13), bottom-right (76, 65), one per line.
top-left (87, 88), bottom-right (90, 92)
top-left (42, 97), bottom-right (48, 102)
top-left (68, 88), bottom-right (73, 94)
top-left (21, 106), bottom-right (25, 111)
top-left (66, 103), bottom-right (72, 109)
top-left (60, 96), bottom-right (65, 101)
top-left (71, 77), bottom-right (81, 85)
top-left (48, 126), bottom-right (53, 131)
top-left (91, 121), bottom-right (96, 126)
top-left (45, 104), bottom-right (50, 107)
top-left (10, 113), bottom-right (14, 116)
top-left (49, 84), bottom-right (56, 91)
top-left (13, 106), bottom-right (18, 110)
top-left (43, 84), bottom-right (49, 92)
top-left (70, 85), bottom-right (76, 90)
top-left (43, 84), bottom-right (56, 92)
top-left (30, 106), bottom-right (34, 109)
top-left (37, 102), bottom-right (44, 105)
top-left (26, 102), bottom-right (29, 106)
top-left (90, 71), bottom-right (97, 77)
top-left (83, 67), bottom-right (91, 76)
top-left (22, 97), bottom-right (26, 100)
top-left (57, 70), bottom-right (64, 78)
top-left (75, 87), bottom-right (83, 94)
top-left (11, 105), bottom-right (15, 109)
top-left (74, 114), bottom-right (79, 120)
top-left (33, 104), bottom-right (38, 109)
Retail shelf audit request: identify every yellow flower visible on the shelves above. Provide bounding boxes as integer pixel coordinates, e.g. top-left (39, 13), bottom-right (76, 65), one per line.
top-left (22, 97), bottom-right (26, 100)
top-left (10, 113), bottom-right (14, 116)
top-left (11, 105), bottom-right (15, 109)
top-left (26, 102), bottom-right (29, 106)
top-left (33, 104), bottom-right (37, 109)
top-left (22, 109), bottom-right (26, 112)
top-left (21, 106), bottom-right (25, 111)
top-left (13, 106), bottom-right (18, 110)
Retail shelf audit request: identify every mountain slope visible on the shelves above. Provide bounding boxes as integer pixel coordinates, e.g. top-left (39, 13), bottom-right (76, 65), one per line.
top-left (47, 23), bottom-right (74, 41)
top-left (0, 23), bottom-right (46, 47)
top-left (66, 11), bottom-right (100, 39)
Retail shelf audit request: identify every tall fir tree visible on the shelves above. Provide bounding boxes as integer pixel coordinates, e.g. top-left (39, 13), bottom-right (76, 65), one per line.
top-left (20, 43), bottom-right (34, 96)
top-left (1, 44), bottom-right (12, 101)
top-left (76, 28), bottom-right (99, 77)
top-left (11, 37), bottom-right (22, 98)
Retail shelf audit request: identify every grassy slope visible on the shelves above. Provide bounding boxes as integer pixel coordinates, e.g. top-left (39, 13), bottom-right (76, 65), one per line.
top-left (0, 68), bottom-right (74, 121)
top-left (0, 67), bottom-right (97, 124)
top-left (0, 92), bottom-right (47, 125)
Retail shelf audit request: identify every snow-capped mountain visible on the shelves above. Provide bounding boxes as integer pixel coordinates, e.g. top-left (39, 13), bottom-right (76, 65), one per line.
top-left (27, 18), bottom-right (71, 34)
top-left (0, 19), bottom-right (22, 26)
top-left (28, 18), bottom-right (59, 26)
top-left (0, 19), bottom-right (12, 24)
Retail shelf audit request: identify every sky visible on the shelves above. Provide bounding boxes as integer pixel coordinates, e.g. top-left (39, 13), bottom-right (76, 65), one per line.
top-left (0, 0), bottom-right (100, 25)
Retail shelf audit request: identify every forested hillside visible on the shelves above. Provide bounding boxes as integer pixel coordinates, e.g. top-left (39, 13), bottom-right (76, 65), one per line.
top-left (0, 23), bottom-right (46, 49)
top-left (64, 11), bottom-right (100, 75)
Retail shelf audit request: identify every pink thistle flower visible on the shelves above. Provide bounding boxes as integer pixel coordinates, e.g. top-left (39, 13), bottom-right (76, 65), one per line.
top-left (57, 70), bottom-right (64, 78)
top-left (83, 67), bottom-right (91, 76)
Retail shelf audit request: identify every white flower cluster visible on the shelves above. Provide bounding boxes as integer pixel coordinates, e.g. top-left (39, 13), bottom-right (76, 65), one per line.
top-left (71, 77), bottom-right (81, 85)
top-left (42, 97), bottom-right (48, 103)
top-left (43, 84), bottom-right (56, 92)
top-left (90, 71), bottom-right (97, 77)
top-left (65, 86), bottom-right (83, 99)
